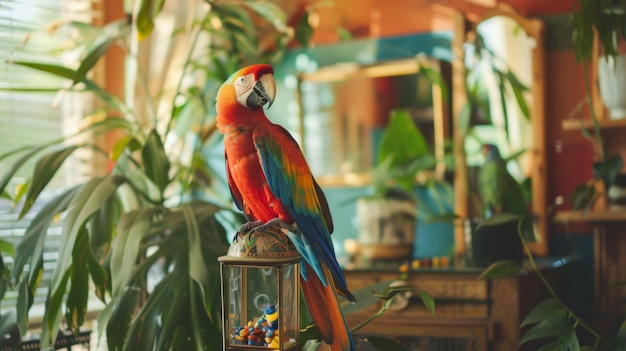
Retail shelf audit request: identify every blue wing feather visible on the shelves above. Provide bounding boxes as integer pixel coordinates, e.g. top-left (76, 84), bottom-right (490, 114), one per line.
top-left (253, 123), bottom-right (353, 300)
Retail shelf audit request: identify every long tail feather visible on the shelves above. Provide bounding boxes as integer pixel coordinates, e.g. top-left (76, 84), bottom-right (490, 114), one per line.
top-left (301, 263), bottom-right (354, 351)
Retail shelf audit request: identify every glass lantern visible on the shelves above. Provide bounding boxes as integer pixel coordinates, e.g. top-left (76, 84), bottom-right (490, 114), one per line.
top-left (219, 226), bottom-right (301, 350)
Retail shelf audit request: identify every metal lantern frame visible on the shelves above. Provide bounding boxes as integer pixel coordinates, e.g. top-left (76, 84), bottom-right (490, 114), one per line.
top-left (219, 253), bottom-right (302, 350)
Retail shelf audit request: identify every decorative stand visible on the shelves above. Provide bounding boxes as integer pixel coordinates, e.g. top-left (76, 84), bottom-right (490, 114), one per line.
top-left (219, 226), bottom-right (301, 350)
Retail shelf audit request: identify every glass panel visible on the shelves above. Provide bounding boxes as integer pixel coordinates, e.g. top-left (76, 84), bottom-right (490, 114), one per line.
top-left (223, 263), bottom-right (301, 350)
top-left (281, 263), bottom-right (300, 348)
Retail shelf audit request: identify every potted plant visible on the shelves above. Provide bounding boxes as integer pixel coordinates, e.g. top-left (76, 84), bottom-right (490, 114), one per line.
top-left (355, 106), bottom-right (453, 262)
top-left (0, 1), bottom-right (311, 350)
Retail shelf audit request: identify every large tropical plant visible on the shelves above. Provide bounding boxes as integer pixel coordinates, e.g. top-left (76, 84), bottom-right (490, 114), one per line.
top-left (0, 1), bottom-right (312, 350)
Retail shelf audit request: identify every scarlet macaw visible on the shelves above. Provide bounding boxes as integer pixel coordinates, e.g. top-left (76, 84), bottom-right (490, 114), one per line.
top-left (216, 64), bottom-right (355, 351)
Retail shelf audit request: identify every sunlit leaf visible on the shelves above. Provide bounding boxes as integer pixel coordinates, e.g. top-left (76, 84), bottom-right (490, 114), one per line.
top-left (0, 144), bottom-right (49, 196)
top-left (19, 145), bottom-right (82, 218)
top-left (244, 0), bottom-right (288, 33)
top-left (136, 0), bottom-right (165, 39)
top-left (73, 19), bottom-right (131, 84)
top-left (478, 260), bottom-right (523, 279)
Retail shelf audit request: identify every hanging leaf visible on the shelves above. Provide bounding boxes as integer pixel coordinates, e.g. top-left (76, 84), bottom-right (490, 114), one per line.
top-left (294, 11), bottom-right (314, 48)
top-left (141, 129), bottom-right (171, 195)
top-left (478, 260), bottom-right (523, 279)
top-left (105, 283), bottom-right (141, 351)
top-left (520, 315), bottom-right (573, 345)
top-left (110, 207), bottom-right (158, 296)
top-left (73, 19), bottom-right (131, 84)
top-left (0, 144), bottom-right (49, 196)
top-left (11, 186), bottom-right (80, 283)
top-left (51, 176), bottom-right (126, 296)
top-left (535, 331), bottom-right (580, 351)
top-left (136, 0), bottom-right (165, 40)
top-left (244, 0), bottom-right (288, 33)
top-left (521, 298), bottom-right (567, 327)
top-left (65, 228), bottom-right (91, 333)
top-left (19, 145), bottom-right (82, 218)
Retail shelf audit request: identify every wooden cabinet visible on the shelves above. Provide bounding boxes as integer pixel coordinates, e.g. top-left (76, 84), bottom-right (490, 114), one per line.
top-left (343, 259), bottom-right (569, 351)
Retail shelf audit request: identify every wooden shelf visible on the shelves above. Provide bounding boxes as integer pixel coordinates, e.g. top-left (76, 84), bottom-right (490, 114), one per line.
top-left (554, 209), bottom-right (626, 223)
top-left (562, 117), bottom-right (626, 131)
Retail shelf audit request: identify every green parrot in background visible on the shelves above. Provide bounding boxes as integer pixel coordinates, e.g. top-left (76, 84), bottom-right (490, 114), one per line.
top-left (478, 143), bottom-right (534, 241)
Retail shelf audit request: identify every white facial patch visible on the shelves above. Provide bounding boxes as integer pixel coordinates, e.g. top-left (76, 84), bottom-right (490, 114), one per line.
top-left (234, 73), bottom-right (255, 107)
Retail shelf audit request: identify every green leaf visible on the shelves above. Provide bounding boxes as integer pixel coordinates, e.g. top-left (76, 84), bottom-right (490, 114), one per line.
top-left (73, 38), bottom-right (114, 85)
top-left (364, 335), bottom-right (408, 351)
top-left (142, 129), bottom-right (171, 194)
top-left (19, 145), bottom-right (82, 218)
top-left (40, 269), bottom-right (70, 349)
top-left (15, 280), bottom-right (28, 337)
top-left (136, 0), bottom-right (165, 39)
top-left (51, 176), bottom-right (126, 296)
top-left (520, 315), bottom-right (573, 345)
top-left (536, 331), bottom-right (580, 351)
top-left (73, 19), bottom-right (131, 84)
top-left (478, 260), bottom-right (523, 279)
top-left (11, 186), bottom-right (80, 283)
top-left (244, 0), bottom-right (288, 33)
top-left (571, 182), bottom-right (596, 210)
top-left (105, 283), bottom-right (141, 351)
top-left (0, 240), bottom-right (14, 257)
top-left (110, 207), bottom-right (158, 296)
top-left (521, 298), bottom-right (567, 327)
top-left (294, 11), bottom-right (314, 48)
top-left (88, 190), bottom-right (116, 260)
top-left (65, 229), bottom-right (91, 333)
top-left (11, 61), bottom-right (131, 114)
top-left (477, 213), bottom-right (525, 228)
top-left (182, 204), bottom-right (210, 312)
top-left (0, 144), bottom-right (49, 196)
top-left (10, 61), bottom-right (76, 80)
top-left (593, 154), bottom-right (624, 190)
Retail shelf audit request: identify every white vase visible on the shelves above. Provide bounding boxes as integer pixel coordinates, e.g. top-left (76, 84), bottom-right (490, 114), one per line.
top-left (355, 198), bottom-right (416, 260)
top-left (598, 54), bottom-right (626, 119)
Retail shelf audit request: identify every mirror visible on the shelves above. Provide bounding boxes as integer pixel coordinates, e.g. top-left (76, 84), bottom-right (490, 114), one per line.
top-left (297, 57), bottom-right (451, 187)
top-left (452, 4), bottom-right (547, 256)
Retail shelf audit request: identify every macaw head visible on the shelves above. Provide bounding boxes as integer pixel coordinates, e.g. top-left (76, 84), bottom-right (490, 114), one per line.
top-left (216, 64), bottom-right (276, 112)
top-left (482, 143), bottom-right (501, 161)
